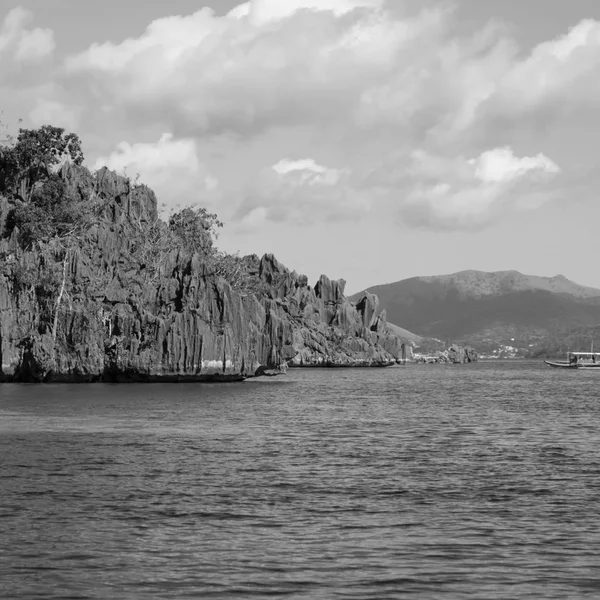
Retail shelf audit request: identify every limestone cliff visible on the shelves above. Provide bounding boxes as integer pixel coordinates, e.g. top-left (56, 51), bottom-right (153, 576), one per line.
top-left (0, 167), bottom-right (405, 382)
top-left (255, 256), bottom-right (405, 368)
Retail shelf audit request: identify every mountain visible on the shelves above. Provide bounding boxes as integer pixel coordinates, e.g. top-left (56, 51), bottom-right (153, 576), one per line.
top-left (349, 270), bottom-right (600, 356)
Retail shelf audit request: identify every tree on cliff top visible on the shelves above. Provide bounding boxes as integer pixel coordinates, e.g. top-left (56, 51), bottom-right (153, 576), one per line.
top-left (0, 125), bottom-right (84, 202)
top-left (168, 206), bottom-right (223, 255)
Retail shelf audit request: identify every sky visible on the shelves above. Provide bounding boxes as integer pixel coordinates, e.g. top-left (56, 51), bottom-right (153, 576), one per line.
top-left (2, 0), bottom-right (600, 293)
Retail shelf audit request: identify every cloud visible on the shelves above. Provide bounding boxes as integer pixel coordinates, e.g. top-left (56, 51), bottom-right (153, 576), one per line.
top-left (236, 146), bottom-right (559, 230)
top-left (237, 157), bottom-right (369, 226)
top-left (492, 20), bottom-right (600, 113)
top-left (0, 8), bottom-right (56, 135)
top-left (0, 8), bottom-right (54, 65)
top-left (399, 147), bottom-right (560, 229)
top-left (272, 158), bottom-right (343, 185)
top-left (469, 147), bottom-right (559, 185)
top-left (93, 134), bottom-right (220, 213)
top-left (13, 1), bottom-right (600, 232)
top-left (229, 0), bottom-right (382, 25)
top-left (49, 0), bottom-right (580, 146)
top-left (57, 0), bottom-right (436, 138)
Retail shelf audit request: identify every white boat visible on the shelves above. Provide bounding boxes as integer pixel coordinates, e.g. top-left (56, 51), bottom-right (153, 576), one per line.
top-left (545, 351), bottom-right (600, 369)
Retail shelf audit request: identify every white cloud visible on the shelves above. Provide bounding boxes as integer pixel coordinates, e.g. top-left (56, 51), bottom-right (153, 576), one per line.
top-left (550, 19), bottom-right (597, 62)
top-left (227, 4), bottom-right (251, 20)
top-left (233, 145), bottom-right (559, 230)
top-left (488, 20), bottom-right (600, 117)
top-left (58, 0), bottom-right (433, 138)
top-left (236, 157), bottom-right (367, 225)
top-left (469, 147), bottom-right (559, 185)
top-left (93, 134), bottom-right (220, 213)
top-left (240, 0), bottom-right (383, 26)
top-left (272, 158), bottom-right (343, 185)
top-left (66, 9), bottom-right (221, 72)
top-left (48, 1), bottom-right (544, 148)
top-left (0, 8), bottom-right (54, 64)
top-left (0, 8), bottom-right (56, 139)
top-left (400, 147), bottom-right (561, 229)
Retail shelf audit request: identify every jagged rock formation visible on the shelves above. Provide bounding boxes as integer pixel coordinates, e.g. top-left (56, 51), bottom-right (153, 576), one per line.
top-left (446, 344), bottom-right (478, 364)
top-left (414, 345), bottom-right (478, 364)
top-left (256, 257), bottom-right (405, 367)
top-left (0, 167), bottom-right (405, 382)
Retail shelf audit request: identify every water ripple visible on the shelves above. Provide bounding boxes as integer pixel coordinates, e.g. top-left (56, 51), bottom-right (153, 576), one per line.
top-left (1, 362), bottom-right (600, 598)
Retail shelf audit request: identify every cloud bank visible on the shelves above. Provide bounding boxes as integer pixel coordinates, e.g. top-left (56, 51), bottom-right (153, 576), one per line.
top-left (8, 0), bottom-right (600, 229)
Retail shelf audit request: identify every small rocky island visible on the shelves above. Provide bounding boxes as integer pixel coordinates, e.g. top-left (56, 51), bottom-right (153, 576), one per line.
top-left (413, 345), bottom-right (478, 364)
top-left (0, 126), bottom-right (407, 382)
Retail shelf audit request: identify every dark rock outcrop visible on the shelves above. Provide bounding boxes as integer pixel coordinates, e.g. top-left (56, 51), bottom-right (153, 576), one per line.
top-left (0, 167), bottom-right (405, 382)
top-left (413, 344), bottom-right (478, 364)
top-left (446, 344), bottom-right (479, 364)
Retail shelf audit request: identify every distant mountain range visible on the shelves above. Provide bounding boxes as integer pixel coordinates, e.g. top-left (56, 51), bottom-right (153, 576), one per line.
top-left (350, 271), bottom-right (600, 357)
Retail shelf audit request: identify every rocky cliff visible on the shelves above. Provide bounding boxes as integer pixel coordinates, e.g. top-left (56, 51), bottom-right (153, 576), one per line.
top-left (256, 256), bottom-right (406, 368)
top-left (446, 344), bottom-right (478, 364)
top-left (0, 166), bottom-right (405, 382)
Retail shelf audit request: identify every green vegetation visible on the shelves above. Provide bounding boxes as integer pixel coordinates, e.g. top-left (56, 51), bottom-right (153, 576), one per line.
top-left (524, 327), bottom-right (600, 359)
top-left (0, 125), bottom-right (84, 202)
top-left (5, 174), bottom-right (92, 249)
top-left (168, 206), bottom-right (222, 256)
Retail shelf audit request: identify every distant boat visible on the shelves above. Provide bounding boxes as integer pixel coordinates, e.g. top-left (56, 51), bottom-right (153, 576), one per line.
top-left (545, 352), bottom-right (600, 369)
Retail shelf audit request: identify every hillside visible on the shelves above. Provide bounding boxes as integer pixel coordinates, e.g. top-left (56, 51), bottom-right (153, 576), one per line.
top-left (350, 271), bottom-right (600, 356)
top-left (417, 270), bottom-right (600, 300)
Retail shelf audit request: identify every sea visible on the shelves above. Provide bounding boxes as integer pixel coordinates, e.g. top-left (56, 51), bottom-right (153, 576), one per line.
top-left (1, 361), bottom-right (600, 599)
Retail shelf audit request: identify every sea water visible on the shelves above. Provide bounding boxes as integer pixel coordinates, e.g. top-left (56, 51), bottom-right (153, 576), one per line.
top-left (1, 362), bottom-right (600, 599)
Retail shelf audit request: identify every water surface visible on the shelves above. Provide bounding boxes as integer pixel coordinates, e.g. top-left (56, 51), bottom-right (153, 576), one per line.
top-left (1, 361), bottom-right (600, 599)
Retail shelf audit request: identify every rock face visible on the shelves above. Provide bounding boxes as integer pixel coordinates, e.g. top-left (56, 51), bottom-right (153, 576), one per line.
top-left (413, 345), bottom-right (478, 364)
top-left (256, 257), bottom-right (405, 368)
top-left (0, 167), bottom-right (405, 382)
top-left (446, 344), bottom-right (478, 364)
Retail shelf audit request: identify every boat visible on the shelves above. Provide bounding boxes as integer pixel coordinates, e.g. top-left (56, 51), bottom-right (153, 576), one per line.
top-left (545, 351), bottom-right (600, 369)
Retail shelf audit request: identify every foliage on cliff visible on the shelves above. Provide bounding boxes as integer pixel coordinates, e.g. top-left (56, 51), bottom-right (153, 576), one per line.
top-left (0, 125), bottom-right (84, 203)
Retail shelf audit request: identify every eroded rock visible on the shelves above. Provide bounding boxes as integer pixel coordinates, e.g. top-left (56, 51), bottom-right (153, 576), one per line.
top-left (0, 168), bottom-right (406, 382)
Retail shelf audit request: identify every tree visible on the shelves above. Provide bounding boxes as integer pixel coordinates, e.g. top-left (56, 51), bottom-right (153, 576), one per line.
top-left (168, 206), bottom-right (223, 256)
top-left (4, 174), bottom-right (88, 249)
top-left (128, 206), bottom-right (224, 282)
top-left (0, 125), bottom-right (84, 202)
top-left (0, 142), bottom-right (18, 195)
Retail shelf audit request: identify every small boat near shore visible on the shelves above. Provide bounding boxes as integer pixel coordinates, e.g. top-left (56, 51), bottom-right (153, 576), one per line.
top-left (545, 352), bottom-right (600, 369)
